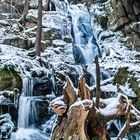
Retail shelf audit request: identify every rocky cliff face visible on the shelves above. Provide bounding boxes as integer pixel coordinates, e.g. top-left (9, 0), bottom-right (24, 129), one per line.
top-left (89, 0), bottom-right (140, 108)
top-left (91, 0), bottom-right (140, 50)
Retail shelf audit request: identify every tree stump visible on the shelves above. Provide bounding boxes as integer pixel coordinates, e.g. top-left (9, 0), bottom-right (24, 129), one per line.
top-left (51, 75), bottom-right (140, 140)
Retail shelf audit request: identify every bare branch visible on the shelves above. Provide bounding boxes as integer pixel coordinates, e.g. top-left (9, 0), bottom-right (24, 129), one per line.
top-left (95, 56), bottom-right (100, 109)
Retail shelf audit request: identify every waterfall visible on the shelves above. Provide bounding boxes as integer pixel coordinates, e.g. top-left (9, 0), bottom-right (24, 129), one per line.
top-left (18, 77), bottom-right (37, 128)
top-left (18, 96), bottom-right (32, 128)
top-left (69, 4), bottom-right (100, 64)
top-left (22, 77), bottom-right (34, 97)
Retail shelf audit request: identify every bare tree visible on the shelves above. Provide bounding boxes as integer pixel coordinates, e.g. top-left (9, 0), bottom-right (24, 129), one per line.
top-left (19, 0), bottom-right (29, 26)
top-left (35, 0), bottom-right (43, 57)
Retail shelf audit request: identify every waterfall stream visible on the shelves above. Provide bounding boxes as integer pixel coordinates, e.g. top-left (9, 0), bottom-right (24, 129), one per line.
top-left (69, 4), bottom-right (100, 64)
top-left (18, 77), bottom-right (37, 129)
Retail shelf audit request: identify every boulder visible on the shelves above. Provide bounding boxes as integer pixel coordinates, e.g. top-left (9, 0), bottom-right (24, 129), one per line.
top-left (26, 10), bottom-right (38, 23)
top-left (33, 77), bottom-right (54, 96)
top-left (42, 12), bottom-right (70, 41)
top-left (106, 0), bottom-right (130, 30)
top-left (0, 66), bottom-right (22, 91)
top-left (113, 67), bottom-right (140, 109)
top-left (2, 36), bottom-right (33, 49)
top-left (42, 27), bottom-right (62, 41)
top-left (0, 113), bottom-right (14, 139)
top-left (52, 40), bottom-right (66, 48)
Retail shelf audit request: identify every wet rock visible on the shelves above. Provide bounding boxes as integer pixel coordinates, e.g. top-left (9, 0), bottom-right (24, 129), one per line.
top-left (53, 63), bottom-right (83, 96)
top-left (0, 103), bottom-right (18, 125)
top-left (0, 66), bottom-right (22, 91)
top-left (35, 97), bottom-right (51, 124)
top-left (33, 77), bottom-right (54, 96)
top-left (0, 113), bottom-right (14, 139)
top-left (24, 96), bottom-right (52, 126)
top-left (64, 35), bottom-right (72, 43)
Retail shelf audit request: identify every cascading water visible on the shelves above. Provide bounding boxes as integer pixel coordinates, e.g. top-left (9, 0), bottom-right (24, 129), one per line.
top-left (17, 77), bottom-right (37, 129)
top-left (69, 4), bottom-right (100, 64)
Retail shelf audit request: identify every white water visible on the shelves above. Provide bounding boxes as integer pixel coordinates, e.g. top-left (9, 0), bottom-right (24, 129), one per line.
top-left (18, 77), bottom-right (36, 128)
top-left (10, 128), bottom-right (48, 140)
top-left (22, 77), bottom-right (34, 97)
top-left (69, 4), bottom-right (99, 64)
top-left (18, 96), bottom-right (32, 128)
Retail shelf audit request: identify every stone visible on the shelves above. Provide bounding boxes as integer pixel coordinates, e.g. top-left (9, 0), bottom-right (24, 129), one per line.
top-left (108, 0), bottom-right (129, 30)
top-left (33, 77), bottom-right (54, 96)
top-left (0, 66), bottom-right (22, 91)
top-left (35, 97), bottom-right (52, 124)
top-left (52, 40), bottom-right (67, 48)
top-left (2, 36), bottom-right (33, 49)
top-left (42, 27), bottom-right (62, 41)
top-left (26, 10), bottom-right (38, 23)
top-left (113, 17), bottom-right (130, 31)
top-left (0, 113), bottom-right (14, 139)
top-left (94, 8), bottom-right (108, 29)
top-left (0, 2), bottom-right (16, 13)
top-left (113, 67), bottom-right (140, 109)
top-left (64, 36), bottom-right (72, 43)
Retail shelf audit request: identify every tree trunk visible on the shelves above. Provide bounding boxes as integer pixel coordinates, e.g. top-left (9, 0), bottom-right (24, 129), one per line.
top-left (19, 0), bottom-right (29, 26)
top-left (95, 57), bottom-right (100, 109)
top-left (35, 0), bottom-right (42, 57)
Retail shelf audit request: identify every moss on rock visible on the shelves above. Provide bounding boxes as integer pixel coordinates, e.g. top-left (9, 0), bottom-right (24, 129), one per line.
top-left (0, 66), bottom-right (22, 91)
top-left (114, 67), bottom-right (140, 109)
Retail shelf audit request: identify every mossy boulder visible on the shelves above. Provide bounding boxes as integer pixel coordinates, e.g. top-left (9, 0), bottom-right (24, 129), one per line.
top-left (3, 36), bottom-right (33, 49)
top-left (105, 0), bottom-right (130, 31)
top-left (42, 27), bottom-right (62, 41)
top-left (114, 67), bottom-right (140, 109)
top-left (0, 66), bottom-right (22, 91)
